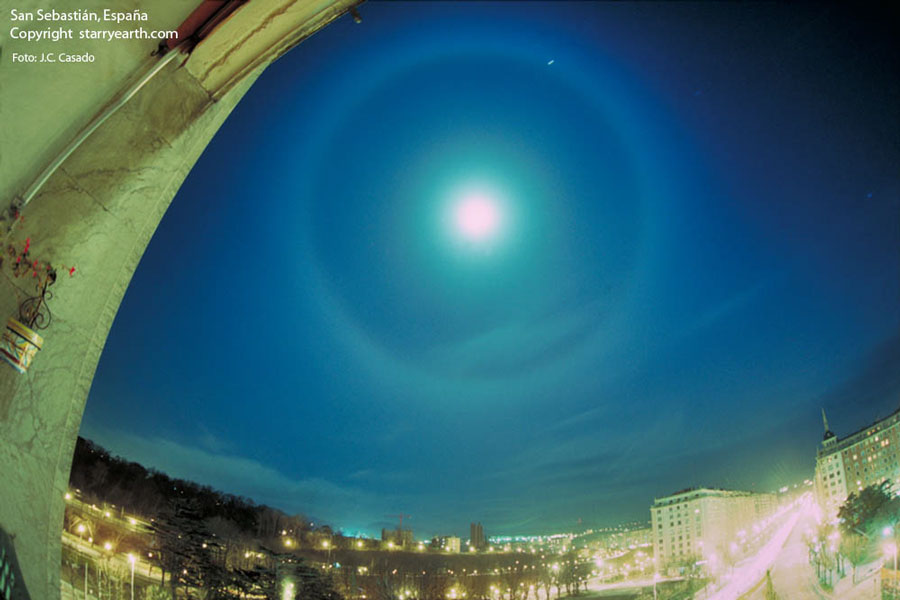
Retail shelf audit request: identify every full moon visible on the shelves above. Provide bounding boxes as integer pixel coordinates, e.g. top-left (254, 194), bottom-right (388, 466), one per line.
top-left (453, 192), bottom-right (503, 242)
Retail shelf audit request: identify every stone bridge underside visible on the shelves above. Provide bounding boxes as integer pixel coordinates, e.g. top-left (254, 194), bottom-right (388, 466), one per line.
top-left (0, 1), bottom-right (359, 597)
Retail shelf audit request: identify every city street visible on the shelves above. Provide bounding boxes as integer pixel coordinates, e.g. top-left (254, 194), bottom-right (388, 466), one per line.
top-left (744, 507), bottom-right (828, 600)
top-left (741, 507), bottom-right (884, 600)
top-left (62, 530), bottom-right (160, 591)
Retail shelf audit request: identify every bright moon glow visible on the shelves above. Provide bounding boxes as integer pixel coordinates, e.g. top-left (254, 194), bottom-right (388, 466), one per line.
top-left (453, 193), bottom-right (503, 242)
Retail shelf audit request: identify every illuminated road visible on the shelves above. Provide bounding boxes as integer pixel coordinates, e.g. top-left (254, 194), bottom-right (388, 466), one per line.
top-left (62, 531), bottom-right (158, 584)
top-left (743, 505), bottom-right (828, 600)
top-left (701, 497), bottom-right (806, 600)
top-left (586, 576), bottom-right (680, 595)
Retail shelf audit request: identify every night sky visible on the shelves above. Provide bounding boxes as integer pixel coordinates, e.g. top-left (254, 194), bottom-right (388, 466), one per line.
top-left (81, 2), bottom-right (900, 539)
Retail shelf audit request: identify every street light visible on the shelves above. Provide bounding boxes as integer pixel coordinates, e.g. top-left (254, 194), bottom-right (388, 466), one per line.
top-left (653, 572), bottom-right (660, 600)
top-left (283, 581), bottom-right (295, 600)
top-left (75, 523), bottom-right (89, 598)
top-left (128, 553), bottom-right (136, 600)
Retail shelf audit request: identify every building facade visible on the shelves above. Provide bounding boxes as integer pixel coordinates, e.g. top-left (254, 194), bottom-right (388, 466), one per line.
top-left (650, 488), bottom-right (777, 574)
top-left (470, 522), bottom-right (487, 550)
top-left (815, 408), bottom-right (900, 515)
top-left (381, 528), bottom-right (414, 547)
top-left (623, 526), bottom-right (652, 549)
top-left (598, 526), bottom-right (653, 551)
top-left (431, 536), bottom-right (461, 553)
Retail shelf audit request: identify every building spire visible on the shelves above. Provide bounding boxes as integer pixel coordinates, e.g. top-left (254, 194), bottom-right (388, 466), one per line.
top-left (822, 407), bottom-right (835, 442)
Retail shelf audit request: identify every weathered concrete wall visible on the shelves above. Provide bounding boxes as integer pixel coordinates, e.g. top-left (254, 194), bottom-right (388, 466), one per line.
top-left (0, 1), bottom-right (359, 597)
top-left (0, 0), bottom-right (201, 205)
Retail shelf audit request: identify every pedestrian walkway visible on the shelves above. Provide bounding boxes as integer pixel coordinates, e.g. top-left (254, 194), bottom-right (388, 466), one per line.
top-left (827, 562), bottom-right (881, 600)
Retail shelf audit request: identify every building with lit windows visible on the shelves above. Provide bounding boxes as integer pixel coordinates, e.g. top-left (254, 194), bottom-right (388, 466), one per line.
top-left (430, 535), bottom-right (461, 553)
top-left (815, 407), bottom-right (900, 515)
top-left (650, 487), bottom-right (777, 575)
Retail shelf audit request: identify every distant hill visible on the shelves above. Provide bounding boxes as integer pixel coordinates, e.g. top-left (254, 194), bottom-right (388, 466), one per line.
top-left (69, 436), bottom-right (319, 538)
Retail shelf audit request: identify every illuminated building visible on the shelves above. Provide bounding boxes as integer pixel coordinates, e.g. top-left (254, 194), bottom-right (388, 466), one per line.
top-left (598, 526), bottom-right (652, 550)
top-left (650, 487), bottom-right (777, 575)
top-left (430, 536), bottom-right (461, 553)
top-left (815, 407), bottom-right (900, 515)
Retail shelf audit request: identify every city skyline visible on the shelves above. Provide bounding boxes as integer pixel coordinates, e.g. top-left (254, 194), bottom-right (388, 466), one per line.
top-left (80, 2), bottom-right (899, 538)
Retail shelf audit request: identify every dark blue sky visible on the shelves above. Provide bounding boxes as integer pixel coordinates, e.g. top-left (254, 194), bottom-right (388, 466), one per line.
top-left (82, 2), bottom-right (899, 538)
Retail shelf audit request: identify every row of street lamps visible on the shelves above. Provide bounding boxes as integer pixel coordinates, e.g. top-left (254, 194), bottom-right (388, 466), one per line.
top-left (72, 521), bottom-right (137, 600)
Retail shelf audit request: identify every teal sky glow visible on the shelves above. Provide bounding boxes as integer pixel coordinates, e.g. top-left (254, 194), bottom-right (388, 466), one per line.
top-left (82, 2), bottom-right (899, 538)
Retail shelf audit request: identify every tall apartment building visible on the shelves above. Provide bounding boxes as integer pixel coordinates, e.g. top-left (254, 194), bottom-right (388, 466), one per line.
top-left (470, 522), bottom-right (486, 550)
top-left (815, 407), bottom-right (900, 515)
top-left (650, 487), bottom-right (777, 574)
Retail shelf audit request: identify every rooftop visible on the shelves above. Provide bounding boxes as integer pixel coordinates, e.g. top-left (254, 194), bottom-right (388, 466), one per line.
top-left (818, 406), bottom-right (900, 458)
top-left (652, 487), bottom-right (766, 507)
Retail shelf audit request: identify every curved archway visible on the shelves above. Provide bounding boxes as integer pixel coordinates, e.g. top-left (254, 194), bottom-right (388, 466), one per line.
top-left (0, 1), bottom-right (359, 597)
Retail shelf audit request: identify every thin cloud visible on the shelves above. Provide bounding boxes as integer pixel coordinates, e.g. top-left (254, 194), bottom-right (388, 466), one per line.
top-left (422, 305), bottom-right (599, 378)
top-left (82, 425), bottom-right (380, 527)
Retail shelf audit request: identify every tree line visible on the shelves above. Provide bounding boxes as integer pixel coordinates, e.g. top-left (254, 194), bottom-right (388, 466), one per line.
top-left (69, 436), bottom-right (316, 539)
top-left (67, 437), bottom-right (604, 600)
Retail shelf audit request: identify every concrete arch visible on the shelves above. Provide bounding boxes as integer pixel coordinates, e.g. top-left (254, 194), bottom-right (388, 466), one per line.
top-left (0, 1), bottom-right (359, 597)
